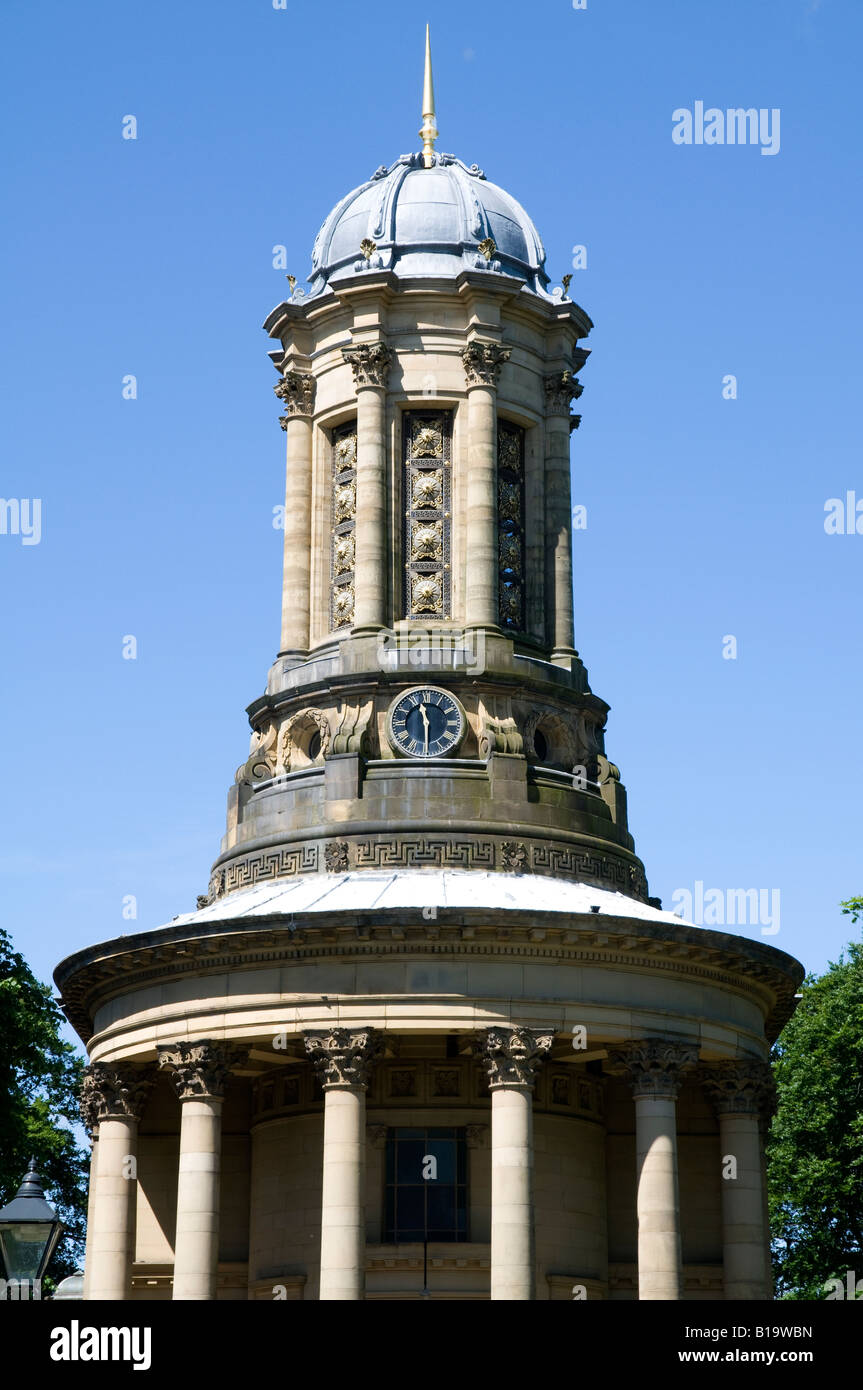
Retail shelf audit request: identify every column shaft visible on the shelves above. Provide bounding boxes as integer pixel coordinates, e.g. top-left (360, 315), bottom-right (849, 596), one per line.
top-left (490, 1085), bottom-right (535, 1300)
top-left (634, 1095), bottom-right (683, 1300)
top-left (544, 412), bottom-right (575, 658)
top-left (719, 1111), bottom-right (769, 1299)
top-left (760, 1127), bottom-right (774, 1298)
top-left (319, 1086), bottom-right (366, 1300)
top-left (173, 1097), bottom-right (223, 1301)
top-left (82, 1136), bottom-right (99, 1300)
top-left (353, 386), bottom-right (387, 632)
top-left (465, 383), bottom-right (499, 630)
top-left (88, 1116), bottom-right (138, 1300)
top-left (280, 413), bottom-right (314, 654)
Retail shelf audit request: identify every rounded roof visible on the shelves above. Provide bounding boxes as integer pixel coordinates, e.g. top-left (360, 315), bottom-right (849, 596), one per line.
top-left (305, 151), bottom-right (552, 300)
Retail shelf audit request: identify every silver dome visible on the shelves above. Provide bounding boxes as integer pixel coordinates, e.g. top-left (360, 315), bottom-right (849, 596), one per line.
top-left (305, 151), bottom-right (551, 300)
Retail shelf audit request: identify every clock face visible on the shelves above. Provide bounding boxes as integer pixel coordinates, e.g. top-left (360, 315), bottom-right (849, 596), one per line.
top-left (388, 686), bottom-right (465, 759)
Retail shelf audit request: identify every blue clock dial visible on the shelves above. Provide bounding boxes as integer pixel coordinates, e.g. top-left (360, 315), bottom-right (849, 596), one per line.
top-left (388, 687), bottom-right (464, 758)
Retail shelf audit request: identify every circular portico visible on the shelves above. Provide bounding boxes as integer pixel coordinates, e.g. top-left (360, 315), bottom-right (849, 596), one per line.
top-left (57, 872), bottom-right (801, 1301)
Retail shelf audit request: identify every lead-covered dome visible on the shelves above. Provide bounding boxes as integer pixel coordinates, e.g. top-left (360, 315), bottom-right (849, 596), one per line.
top-left (305, 151), bottom-right (552, 300)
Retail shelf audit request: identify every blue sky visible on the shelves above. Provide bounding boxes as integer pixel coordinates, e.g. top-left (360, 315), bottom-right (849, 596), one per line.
top-left (1, 0), bottom-right (860, 1050)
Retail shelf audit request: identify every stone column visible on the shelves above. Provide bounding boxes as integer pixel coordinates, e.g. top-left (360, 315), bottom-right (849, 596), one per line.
top-left (80, 1063), bottom-right (153, 1301)
top-left (82, 1136), bottom-right (99, 1301)
top-left (274, 370), bottom-right (316, 658)
top-left (342, 344), bottom-right (391, 634)
top-left (759, 1116), bottom-right (774, 1297)
top-left (79, 1079), bottom-right (99, 1301)
top-left (461, 340), bottom-right (511, 632)
top-left (304, 1028), bottom-right (384, 1300)
top-left (611, 1040), bottom-right (697, 1300)
top-left (476, 1025), bottom-right (554, 1300)
top-left (157, 1041), bottom-right (248, 1301)
top-left (702, 1060), bottom-right (776, 1300)
top-left (544, 371), bottom-right (582, 666)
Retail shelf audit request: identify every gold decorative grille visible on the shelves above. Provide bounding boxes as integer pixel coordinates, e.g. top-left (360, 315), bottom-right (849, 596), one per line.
top-left (330, 420), bottom-right (358, 630)
top-left (403, 410), bottom-right (451, 620)
top-left (497, 420), bottom-right (525, 631)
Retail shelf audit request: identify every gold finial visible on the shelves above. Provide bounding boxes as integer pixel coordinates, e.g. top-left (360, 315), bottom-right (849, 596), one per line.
top-left (419, 24), bottom-right (438, 168)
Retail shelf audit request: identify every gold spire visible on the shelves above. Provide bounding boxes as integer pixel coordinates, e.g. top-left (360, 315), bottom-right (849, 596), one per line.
top-left (419, 24), bottom-right (438, 168)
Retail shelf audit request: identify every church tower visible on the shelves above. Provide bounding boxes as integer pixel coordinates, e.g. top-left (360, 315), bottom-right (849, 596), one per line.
top-left (58, 33), bottom-right (803, 1302)
top-left (226, 25), bottom-right (643, 930)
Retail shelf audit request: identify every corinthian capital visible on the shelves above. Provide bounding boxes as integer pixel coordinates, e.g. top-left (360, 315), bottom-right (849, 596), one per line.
top-left (274, 370), bottom-right (316, 426)
top-left (475, 1025), bottom-right (554, 1089)
top-left (609, 1039), bottom-right (698, 1098)
top-left (157, 1040), bottom-right (249, 1101)
top-left (341, 343), bottom-right (392, 389)
top-left (80, 1063), bottom-right (154, 1128)
top-left (544, 371), bottom-right (583, 415)
top-left (461, 340), bottom-right (511, 388)
top-left (700, 1059), bottom-right (776, 1118)
top-left (304, 1028), bottom-right (384, 1089)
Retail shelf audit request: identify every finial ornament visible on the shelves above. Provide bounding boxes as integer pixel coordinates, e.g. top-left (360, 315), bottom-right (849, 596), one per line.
top-left (419, 24), bottom-right (438, 168)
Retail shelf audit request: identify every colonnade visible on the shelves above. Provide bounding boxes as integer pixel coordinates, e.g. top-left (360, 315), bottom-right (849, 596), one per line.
top-left (272, 338), bottom-right (583, 655)
top-left (79, 1029), bottom-right (774, 1302)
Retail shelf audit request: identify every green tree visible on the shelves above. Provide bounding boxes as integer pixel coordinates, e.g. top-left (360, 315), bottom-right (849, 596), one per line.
top-left (767, 903), bottom-right (863, 1298)
top-left (0, 928), bottom-right (88, 1286)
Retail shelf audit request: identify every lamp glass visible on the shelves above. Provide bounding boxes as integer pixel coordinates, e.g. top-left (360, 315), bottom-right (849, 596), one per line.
top-left (0, 1221), bottom-right (58, 1281)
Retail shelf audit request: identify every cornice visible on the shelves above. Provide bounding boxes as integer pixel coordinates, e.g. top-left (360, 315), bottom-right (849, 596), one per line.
top-left (263, 272), bottom-right (592, 349)
top-left (55, 908), bottom-right (803, 1047)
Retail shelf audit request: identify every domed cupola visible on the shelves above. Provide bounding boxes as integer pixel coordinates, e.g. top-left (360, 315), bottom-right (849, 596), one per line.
top-left (306, 153), bottom-right (551, 300)
top-left (304, 28), bottom-right (550, 301)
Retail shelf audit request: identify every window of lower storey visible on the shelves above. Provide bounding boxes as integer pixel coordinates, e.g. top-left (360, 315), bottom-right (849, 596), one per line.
top-left (384, 1127), bottom-right (468, 1243)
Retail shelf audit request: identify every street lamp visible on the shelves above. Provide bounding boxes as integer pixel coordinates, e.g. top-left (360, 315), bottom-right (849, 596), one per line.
top-left (0, 1159), bottom-right (63, 1293)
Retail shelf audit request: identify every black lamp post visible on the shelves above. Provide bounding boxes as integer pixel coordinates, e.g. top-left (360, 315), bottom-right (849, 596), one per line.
top-left (0, 1159), bottom-right (63, 1295)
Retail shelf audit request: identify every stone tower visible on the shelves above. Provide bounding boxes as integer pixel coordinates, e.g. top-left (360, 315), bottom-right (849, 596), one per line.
top-left (222, 86), bottom-right (643, 923)
top-left (57, 35), bottom-right (803, 1302)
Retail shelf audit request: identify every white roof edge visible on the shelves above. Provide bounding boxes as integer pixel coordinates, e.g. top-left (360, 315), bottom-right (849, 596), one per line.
top-left (174, 870), bottom-right (696, 932)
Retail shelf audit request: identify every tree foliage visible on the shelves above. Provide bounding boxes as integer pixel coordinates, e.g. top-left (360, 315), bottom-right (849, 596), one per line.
top-left (768, 903), bottom-right (863, 1298)
top-left (0, 928), bottom-right (88, 1285)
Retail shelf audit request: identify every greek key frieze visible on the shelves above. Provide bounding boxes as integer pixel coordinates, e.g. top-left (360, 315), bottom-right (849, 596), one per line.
top-left (354, 837), bottom-right (496, 870)
top-left (210, 835), bottom-right (645, 901)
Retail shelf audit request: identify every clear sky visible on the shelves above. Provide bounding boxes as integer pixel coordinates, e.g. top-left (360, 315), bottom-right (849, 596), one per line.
top-left (1, 0), bottom-right (860, 1054)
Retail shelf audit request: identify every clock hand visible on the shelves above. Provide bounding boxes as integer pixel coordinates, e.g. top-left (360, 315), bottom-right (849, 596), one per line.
top-left (419, 703), bottom-right (429, 753)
